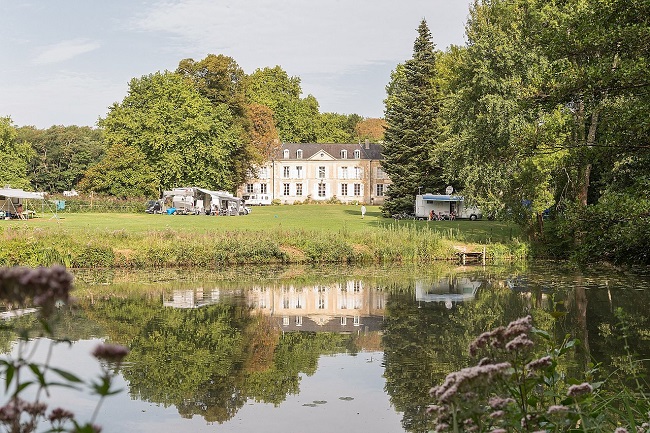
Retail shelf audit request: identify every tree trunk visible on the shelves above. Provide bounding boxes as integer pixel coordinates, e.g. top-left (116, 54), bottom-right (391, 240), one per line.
top-left (576, 107), bottom-right (599, 207)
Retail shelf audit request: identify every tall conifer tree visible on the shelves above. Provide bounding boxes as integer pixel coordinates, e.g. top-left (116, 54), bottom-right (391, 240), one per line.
top-left (382, 19), bottom-right (444, 216)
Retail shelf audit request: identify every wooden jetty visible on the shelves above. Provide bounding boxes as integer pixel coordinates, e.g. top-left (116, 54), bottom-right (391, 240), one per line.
top-left (456, 246), bottom-right (486, 265)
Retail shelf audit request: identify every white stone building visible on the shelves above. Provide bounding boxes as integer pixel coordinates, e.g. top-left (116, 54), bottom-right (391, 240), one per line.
top-left (239, 142), bottom-right (391, 205)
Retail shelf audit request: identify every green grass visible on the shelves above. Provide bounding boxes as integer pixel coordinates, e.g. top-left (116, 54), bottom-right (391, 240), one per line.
top-left (0, 205), bottom-right (526, 268)
top-left (3, 205), bottom-right (520, 243)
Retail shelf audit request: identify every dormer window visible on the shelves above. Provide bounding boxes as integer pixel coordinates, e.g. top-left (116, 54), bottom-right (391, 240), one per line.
top-left (340, 149), bottom-right (348, 159)
top-left (354, 149), bottom-right (361, 159)
top-left (283, 149), bottom-right (290, 159)
top-left (296, 149), bottom-right (303, 159)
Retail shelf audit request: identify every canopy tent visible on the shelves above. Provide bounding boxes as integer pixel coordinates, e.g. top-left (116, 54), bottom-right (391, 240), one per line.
top-left (0, 187), bottom-right (45, 200)
top-left (0, 187), bottom-right (50, 219)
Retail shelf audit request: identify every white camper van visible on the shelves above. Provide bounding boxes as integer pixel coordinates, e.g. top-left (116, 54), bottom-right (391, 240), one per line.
top-left (415, 194), bottom-right (482, 220)
top-left (241, 193), bottom-right (272, 206)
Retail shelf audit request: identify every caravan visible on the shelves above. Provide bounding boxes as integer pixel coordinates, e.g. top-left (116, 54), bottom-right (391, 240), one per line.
top-left (161, 187), bottom-right (249, 216)
top-left (415, 194), bottom-right (482, 221)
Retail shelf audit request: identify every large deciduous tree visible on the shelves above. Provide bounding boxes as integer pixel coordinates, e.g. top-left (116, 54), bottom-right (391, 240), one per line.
top-left (244, 66), bottom-right (319, 143)
top-left (176, 54), bottom-right (248, 121)
top-left (78, 143), bottom-right (158, 198)
top-left (0, 117), bottom-right (35, 190)
top-left (17, 125), bottom-right (106, 193)
top-left (98, 71), bottom-right (246, 192)
top-left (245, 103), bottom-right (280, 163)
top-left (354, 118), bottom-right (386, 143)
top-left (381, 19), bottom-right (445, 216)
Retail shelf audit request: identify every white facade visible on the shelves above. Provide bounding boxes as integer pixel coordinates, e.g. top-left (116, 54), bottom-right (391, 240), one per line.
top-left (239, 143), bottom-right (391, 205)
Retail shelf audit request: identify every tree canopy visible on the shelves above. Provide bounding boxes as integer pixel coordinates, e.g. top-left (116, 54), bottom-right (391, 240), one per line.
top-left (17, 125), bottom-right (106, 193)
top-left (98, 71), bottom-right (247, 194)
top-left (0, 117), bottom-right (35, 190)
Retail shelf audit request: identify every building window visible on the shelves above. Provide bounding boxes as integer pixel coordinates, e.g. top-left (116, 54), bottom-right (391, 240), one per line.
top-left (354, 149), bottom-right (360, 159)
top-left (353, 316), bottom-right (360, 326)
top-left (283, 316), bottom-right (290, 326)
top-left (340, 149), bottom-right (348, 159)
top-left (341, 166), bottom-right (348, 179)
top-left (318, 183), bottom-right (326, 197)
top-left (341, 183), bottom-right (348, 196)
top-left (354, 167), bottom-right (362, 179)
top-left (296, 183), bottom-right (303, 196)
top-left (296, 149), bottom-right (303, 159)
top-left (259, 167), bottom-right (268, 179)
top-left (283, 166), bottom-right (290, 178)
top-left (296, 166), bottom-right (303, 178)
top-left (283, 296), bottom-right (290, 309)
top-left (260, 183), bottom-right (268, 194)
top-left (318, 166), bottom-right (325, 178)
top-left (354, 184), bottom-right (361, 196)
top-left (377, 166), bottom-right (386, 178)
top-left (283, 149), bottom-right (289, 159)
top-left (295, 316), bottom-right (303, 326)
top-left (318, 296), bottom-right (326, 309)
top-left (341, 316), bottom-right (347, 326)
top-left (376, 184), bottom-right (384, 196)
top-left (246, 184), bottom-right (254, 193)
top-left (283, 183), bottom-right (290, 196)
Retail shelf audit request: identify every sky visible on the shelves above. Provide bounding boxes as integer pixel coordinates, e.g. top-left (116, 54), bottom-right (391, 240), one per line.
top-left (0, 0), bottom-right (472, 129)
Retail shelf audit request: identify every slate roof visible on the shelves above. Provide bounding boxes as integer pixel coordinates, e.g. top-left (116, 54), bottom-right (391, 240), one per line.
top-left (272, 142), bottom-right (384, 160)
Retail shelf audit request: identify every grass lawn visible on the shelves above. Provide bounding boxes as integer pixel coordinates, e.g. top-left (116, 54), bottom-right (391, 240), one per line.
top-left (3, 205), bottom-right (522, 244)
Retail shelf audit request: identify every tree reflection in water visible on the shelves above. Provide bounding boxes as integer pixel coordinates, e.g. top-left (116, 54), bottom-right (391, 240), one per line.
top-left (11, 264), bottom-right (648, 432)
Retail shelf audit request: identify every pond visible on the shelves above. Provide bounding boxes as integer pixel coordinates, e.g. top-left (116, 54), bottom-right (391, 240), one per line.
top-left (4, 262), bottom-right (650, 433)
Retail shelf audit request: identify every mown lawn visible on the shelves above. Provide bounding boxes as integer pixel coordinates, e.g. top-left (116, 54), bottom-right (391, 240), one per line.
top-left (3, 204), bottom-right (521, 244)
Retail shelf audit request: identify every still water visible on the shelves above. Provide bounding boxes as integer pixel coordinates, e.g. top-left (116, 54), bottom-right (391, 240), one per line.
top-left (5, 263), bottom-right (650, 433)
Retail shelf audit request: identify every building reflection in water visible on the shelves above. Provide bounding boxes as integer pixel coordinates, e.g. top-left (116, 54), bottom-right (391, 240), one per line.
top-left (415, 276), bottom-right (483, 309)
top-left (161, 276), bottom-right (493, 333)
top-left (162, 280), bottom-right (387, 334)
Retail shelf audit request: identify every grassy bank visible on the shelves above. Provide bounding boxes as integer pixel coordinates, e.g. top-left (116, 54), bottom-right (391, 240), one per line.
top-left (0, 205), bottom-right (528, 268)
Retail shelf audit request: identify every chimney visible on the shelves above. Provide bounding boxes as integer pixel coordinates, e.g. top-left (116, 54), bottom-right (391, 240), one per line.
top-left (364, 139), bottom-right (370, 149)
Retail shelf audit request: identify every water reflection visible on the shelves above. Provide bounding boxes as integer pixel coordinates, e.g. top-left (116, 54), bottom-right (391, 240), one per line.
top-left (3, 264), bottom-right (649, 433)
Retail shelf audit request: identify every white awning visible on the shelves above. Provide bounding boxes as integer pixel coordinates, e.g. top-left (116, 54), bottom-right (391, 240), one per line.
top-left (0, 188), bottom-right (45, 200)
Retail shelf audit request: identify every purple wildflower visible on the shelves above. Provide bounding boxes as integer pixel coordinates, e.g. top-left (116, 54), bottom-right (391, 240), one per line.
top-left (567, 382), bottom-right (593, 398)
top-left (526, 356), bottom-right (552, 370)
top-left (92, 343), bottom-right (130, 364)
top-left (431, 362), bottom-right (511, 404)
top-left (488, 396), bottom-right (515, 409)
top-left (505, 333), bottom-right (534, 352)
top-left (503, 315), bottom-right (533, 339)
top-left (547, 405), bottom-right (569, 415)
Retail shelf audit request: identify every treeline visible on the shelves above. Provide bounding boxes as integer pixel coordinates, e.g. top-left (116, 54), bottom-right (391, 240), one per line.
top-left (381, 0), bottom-right (650, 264)
top-left (0, 56), bottom-right (386, 197)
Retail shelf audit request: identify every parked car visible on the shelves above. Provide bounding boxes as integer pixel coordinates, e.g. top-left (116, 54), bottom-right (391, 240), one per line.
top-left (145, 200), bottom-right (163, 214)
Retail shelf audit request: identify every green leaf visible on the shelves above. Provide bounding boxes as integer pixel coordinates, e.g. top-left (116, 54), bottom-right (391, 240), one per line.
top-left (50, 367), bottom-right (84, 383)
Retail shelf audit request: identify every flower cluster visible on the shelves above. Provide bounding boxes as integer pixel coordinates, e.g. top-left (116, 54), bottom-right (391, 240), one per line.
top-left (430, 362), bottom-right (512, 404)
top-left (468, 315), bottom-right (534, 357)
top-left (0, 265), bottom-right (73, 317)
top-left (92, 343), bottom-right (130, 365)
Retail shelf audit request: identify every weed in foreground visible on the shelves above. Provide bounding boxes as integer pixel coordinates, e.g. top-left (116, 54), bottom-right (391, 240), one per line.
top-left (0, 266), bottom-right (129, 432)
top-left (427, 315), bottom-right (650, 432)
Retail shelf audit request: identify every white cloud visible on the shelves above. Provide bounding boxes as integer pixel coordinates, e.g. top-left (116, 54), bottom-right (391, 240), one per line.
top-left (33, 39), bottom-right (101, 65)
top-left (0, 71), bottom-right (125, 127)
top-left (132, 0), bottom-right (467, 75)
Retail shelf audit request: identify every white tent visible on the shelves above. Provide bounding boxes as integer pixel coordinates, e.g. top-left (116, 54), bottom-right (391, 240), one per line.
top-left (0, 187), bottom-right (46, 219)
